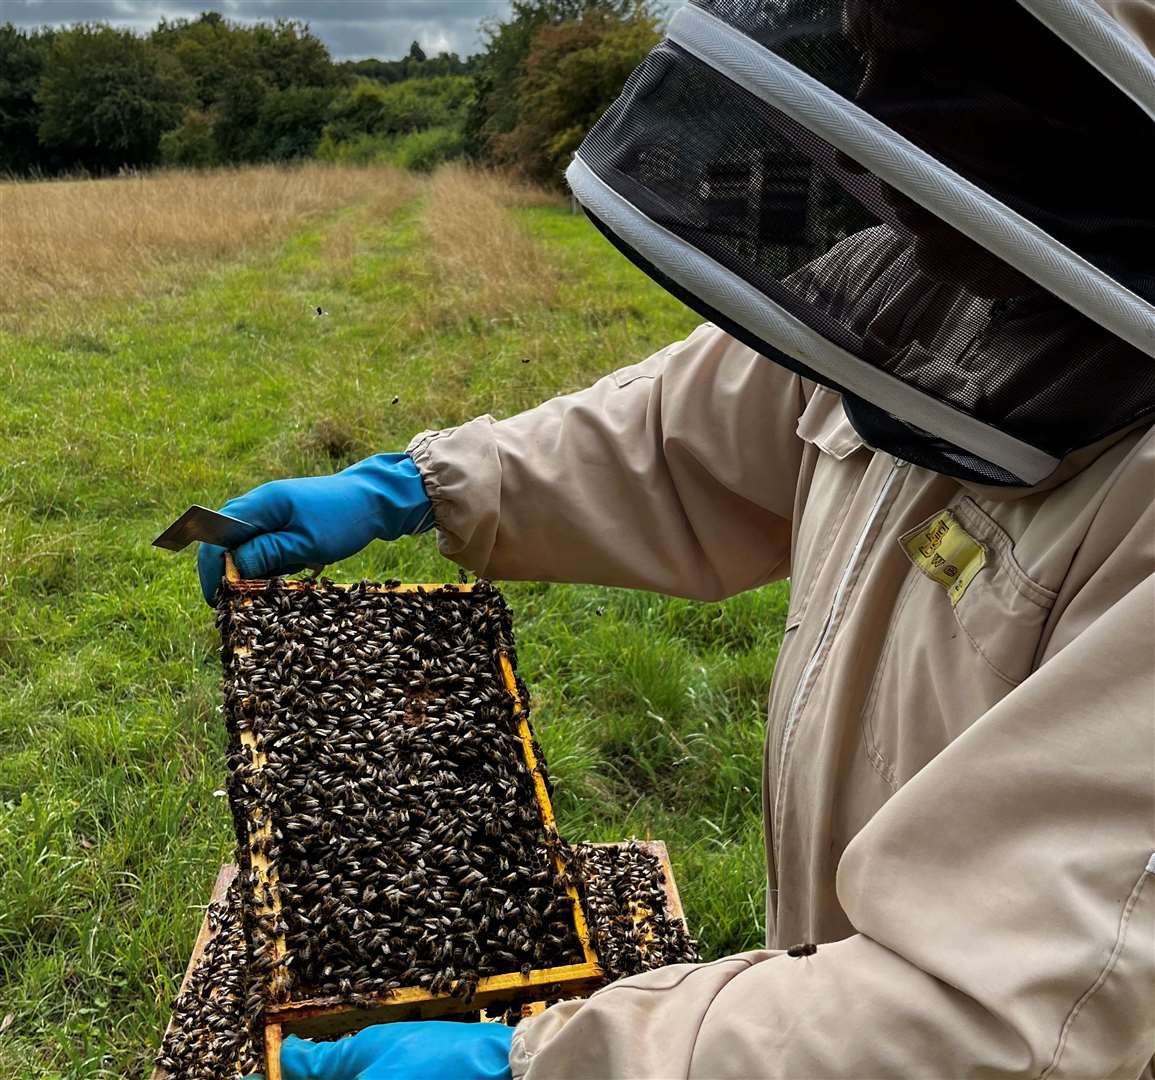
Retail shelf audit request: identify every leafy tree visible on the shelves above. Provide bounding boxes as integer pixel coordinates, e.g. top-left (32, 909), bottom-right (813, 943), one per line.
top-left (153, 16), bottom-right (340, 164)
top-left (9, 10), bottom-right (481, 174)
top-left (210, 71), bottom-right (269, 162)
top-left (151, 12), bottom-right (251, 109)
top-left (37, 24), bottom-right (190, 170)
top-left (463, 0), bottom-right (635, 160)
top-left (251, 85), bottom-right (338, 161)
top-left (0, 24), bottom-right (54, 174)
top-left (339, 50), bottom-right (472, 85)
top-left (158, 107), bottom-right (218, 167)
top-left (250, 20), bottom-right (341, 91)
top-left (340, 57), bottom-right (396, 83)
top-left (421, 51), bottom-right (473, 79)
top-left (317, 74), bottom-right (473, 169)
top-left (153, 15), bottom-right (341, 108)
top-left (491, 8), bottom-right (658, 183)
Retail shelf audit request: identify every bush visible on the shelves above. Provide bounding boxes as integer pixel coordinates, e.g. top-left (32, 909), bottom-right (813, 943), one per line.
top-left (323, 76), bottom-right (472, 143)
top-left (314, 130), bottom-right (393, 164)
top-left (317, 75), bottom-right (472, 171)
top-left (388, 125), bottom-right (465, 171)
top-left (314, 125), bottom-right (465, 171)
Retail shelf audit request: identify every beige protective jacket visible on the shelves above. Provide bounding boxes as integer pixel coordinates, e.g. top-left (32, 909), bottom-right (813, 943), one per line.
top-left (408, 323), bottom-right (1155, 1079)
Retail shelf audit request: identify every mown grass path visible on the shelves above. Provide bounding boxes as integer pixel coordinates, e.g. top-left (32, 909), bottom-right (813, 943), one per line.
top-left (0, 169), bottom-right (787, 1078)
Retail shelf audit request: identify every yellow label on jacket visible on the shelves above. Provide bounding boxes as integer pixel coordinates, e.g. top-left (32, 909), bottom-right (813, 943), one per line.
top-left (900, 510), bottom-right (986, 606)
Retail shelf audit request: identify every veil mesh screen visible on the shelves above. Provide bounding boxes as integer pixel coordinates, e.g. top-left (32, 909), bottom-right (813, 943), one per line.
top-left (691, 0), bottom-right (1155, 299)
top-left (576, 22), bottom-right (1155, 477)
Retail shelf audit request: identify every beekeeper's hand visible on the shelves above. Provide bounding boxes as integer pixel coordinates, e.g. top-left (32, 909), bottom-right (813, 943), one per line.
top-left (197, 453), bottom-right (434, 603)
top-left (272, 1021), bottom-right (514, 1080)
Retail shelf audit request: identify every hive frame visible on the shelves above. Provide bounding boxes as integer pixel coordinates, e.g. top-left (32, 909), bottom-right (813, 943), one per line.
top-left (150, 865), bottom-right (242, 1080)
top-left (584, 839), bottom-right (687, 947)
top-left (219, 560), bottom-right (602, 1080)
top-left (155, 842), bottom-right (689, 1079)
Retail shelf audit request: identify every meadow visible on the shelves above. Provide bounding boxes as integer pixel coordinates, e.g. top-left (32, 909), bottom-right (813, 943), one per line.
top-left (0, 162), bottom-right (788, 1078)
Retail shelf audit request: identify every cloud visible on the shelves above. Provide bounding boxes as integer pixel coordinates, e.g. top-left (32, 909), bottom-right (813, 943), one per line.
top-left (3, 0), bottom-right (513, 59)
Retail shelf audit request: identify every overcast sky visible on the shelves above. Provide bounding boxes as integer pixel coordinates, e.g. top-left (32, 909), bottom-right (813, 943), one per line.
top-left (0, 0), bottom-right (519, 60)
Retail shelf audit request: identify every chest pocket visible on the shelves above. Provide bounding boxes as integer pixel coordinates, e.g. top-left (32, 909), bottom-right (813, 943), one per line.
top-left (785, 387), bottom-right (868, 629)
top-left (860, 495), bottom-right (1057, 790)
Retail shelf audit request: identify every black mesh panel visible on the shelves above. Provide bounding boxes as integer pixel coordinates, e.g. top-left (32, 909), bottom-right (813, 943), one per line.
top-left (576, 30), bottom-right (1155, 476)
top-left (691, 0), bottom-right (1155, 300)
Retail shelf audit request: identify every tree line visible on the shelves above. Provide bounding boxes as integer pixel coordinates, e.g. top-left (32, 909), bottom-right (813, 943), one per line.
top-left (0, 1), bottom-right (658, 183)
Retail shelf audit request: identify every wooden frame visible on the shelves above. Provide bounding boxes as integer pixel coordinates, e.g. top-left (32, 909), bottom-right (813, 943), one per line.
top-left (156, 842), bottom-right (689, 1078)
top-left (587, 839), bottom-right (686, 929)
top-left (151, 865), bottom-right (240, 1080)
top-left (219, 562), bottom-right (602, 1080)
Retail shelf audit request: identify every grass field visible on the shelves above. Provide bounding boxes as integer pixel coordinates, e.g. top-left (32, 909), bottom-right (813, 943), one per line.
top-left (0, 163), bottom-right (788, 1078)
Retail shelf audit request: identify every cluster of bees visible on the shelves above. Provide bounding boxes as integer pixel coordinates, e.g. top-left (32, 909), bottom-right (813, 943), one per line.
top-left (157, 577), bottom-right (699, 1078)
top-left (218, 579), bottom-right (585, 1006)
top-left (155, 880), bottom-right (261, 1080)
top-left (575, 843), bottom-right (698, 980)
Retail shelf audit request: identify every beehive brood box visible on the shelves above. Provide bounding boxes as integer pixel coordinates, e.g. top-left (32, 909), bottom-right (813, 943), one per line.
top-left (154, 842), bottom-right (697, 1080)
top-left (216, 568), bottom-right (602, 1072)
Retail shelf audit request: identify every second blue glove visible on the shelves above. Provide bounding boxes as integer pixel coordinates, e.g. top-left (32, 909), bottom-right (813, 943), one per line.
top-left (197, 452), bottom-right (434, 604)
top-left (277, 1021), bottom-right (514, 1080)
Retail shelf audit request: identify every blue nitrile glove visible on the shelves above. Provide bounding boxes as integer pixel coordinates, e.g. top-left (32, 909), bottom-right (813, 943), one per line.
top-left (197, 452), bottom-right (434, 604)
top-left (276, 1021), bottom-right (514, 1080)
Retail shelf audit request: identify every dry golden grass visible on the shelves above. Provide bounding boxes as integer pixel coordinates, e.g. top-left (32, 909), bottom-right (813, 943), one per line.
top-left (0, 162), bottom-right (417, 316)
top-left (423, 163), bottom-right (563, 319)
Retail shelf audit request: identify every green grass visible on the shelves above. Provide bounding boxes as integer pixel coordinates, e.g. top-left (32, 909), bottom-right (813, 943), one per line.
top-left (0, 170), bottom-right (787, 1078)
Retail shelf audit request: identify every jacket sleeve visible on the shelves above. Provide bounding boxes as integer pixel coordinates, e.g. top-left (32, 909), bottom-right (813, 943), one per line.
top-left (510, 562), bottom-right (1155, 1078)
top-left (406, 324), bottom-right (807, 601)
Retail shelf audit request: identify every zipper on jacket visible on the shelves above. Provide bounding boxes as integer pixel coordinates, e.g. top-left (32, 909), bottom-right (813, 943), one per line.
top-left (773, 461), bottom-right (904, 845)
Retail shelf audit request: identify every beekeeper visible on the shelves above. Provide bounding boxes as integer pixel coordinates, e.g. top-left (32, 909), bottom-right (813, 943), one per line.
top-left (200, 0), bottom-right (1155, 1076)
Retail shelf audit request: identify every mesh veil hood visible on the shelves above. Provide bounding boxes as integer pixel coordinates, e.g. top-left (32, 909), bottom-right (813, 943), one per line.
top-left (567, 0), bottom-right (1155, 485)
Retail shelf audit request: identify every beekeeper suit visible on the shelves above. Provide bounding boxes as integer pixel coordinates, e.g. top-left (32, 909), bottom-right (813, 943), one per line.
top-left (200, 1), bottom-right (1155, 1076)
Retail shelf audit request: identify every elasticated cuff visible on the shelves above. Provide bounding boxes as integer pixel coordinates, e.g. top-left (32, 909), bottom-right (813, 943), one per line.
top-left (406, 416), bottom-right (503, 574)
